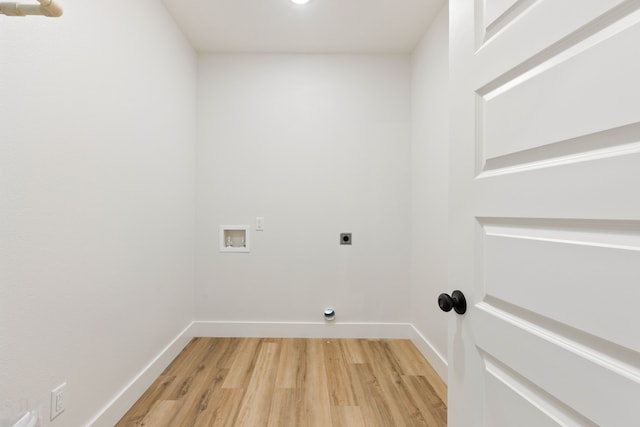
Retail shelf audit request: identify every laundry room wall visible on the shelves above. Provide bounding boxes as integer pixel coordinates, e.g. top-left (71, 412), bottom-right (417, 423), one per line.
top-left (196, 54), bottom-right (412, 332)
top-left (0, 1), bottom-right (197, 425)
top-left (409, 5), bottom-right (450, 380)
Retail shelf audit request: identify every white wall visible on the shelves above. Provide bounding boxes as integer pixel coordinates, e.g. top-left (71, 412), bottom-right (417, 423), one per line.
top-left (196, 54), bottom-right (412, 329)
top-left (410, 5), bottom-right (449, 380)
top-left (0, 1), bottom-right (197, 425)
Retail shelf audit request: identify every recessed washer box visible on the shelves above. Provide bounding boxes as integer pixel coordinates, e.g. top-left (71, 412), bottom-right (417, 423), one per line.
top-left (220, 225), bottom-right (250, 253)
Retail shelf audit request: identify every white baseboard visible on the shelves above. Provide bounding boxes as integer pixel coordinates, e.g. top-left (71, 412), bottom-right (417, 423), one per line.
top-left (188, 320), bottom-right (414, 339)
top-left (408, 324), bottom-right (448, 383)
top-left (87, 321), bottom-right (194, 427)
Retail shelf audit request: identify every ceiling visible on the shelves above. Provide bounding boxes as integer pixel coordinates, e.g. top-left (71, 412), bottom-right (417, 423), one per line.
top-left (162, 0), bottom-right (445, 53)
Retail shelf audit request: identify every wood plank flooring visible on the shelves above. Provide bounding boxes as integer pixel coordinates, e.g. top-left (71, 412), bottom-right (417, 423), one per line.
top-left (116, 338), bottom-right (447, 427)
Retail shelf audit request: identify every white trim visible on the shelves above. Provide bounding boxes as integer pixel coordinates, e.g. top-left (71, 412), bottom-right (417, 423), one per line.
top-left (189, 320), bottom-right (413, 339)
top-left (407, 324), bottom-right (448, 384)
top-left (86, 322), bottom-right (194, 427)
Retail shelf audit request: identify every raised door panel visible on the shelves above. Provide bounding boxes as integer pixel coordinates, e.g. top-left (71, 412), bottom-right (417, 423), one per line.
top-left (475, 0), bottom-right (632, 86)
top-left (480, 218), bottom-right (640, 353)
top-left (482, 0), bottom-right (522, 30)
top-left (475, 150), bottom-right (640, 218)
top-left (480, 15), bottom-right (640, 164)
top-left (482, 353), bottom-right (594, 427)
top-left (474, 307), bottom-right (640, 426)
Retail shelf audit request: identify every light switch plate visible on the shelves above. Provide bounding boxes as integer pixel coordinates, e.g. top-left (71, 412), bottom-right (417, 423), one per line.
top-left (51, 382), bottom-right (66, 420)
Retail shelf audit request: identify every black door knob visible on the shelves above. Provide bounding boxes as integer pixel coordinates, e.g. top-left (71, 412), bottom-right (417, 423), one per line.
top-left (438, 290), bottom-right (467, 315)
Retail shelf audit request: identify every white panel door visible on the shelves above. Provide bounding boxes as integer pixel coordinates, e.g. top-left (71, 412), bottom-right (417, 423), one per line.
top-left (448, 1), bottom-right (640, 426)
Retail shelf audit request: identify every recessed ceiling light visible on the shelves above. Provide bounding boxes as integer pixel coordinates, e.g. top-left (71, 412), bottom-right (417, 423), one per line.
top-left (290, 0), bottom-right (311, 5)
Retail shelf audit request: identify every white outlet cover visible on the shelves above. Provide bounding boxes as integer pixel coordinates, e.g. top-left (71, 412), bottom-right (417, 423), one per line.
top-left (50, 382), bottom-right (66, 420)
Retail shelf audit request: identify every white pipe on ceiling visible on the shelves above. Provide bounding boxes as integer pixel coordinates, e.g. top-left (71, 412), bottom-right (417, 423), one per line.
top-left (0, 0), bottom-right (62, 17)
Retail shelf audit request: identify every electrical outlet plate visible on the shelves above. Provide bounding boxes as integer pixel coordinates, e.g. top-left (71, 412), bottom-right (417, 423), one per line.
top-left (51, 382), bottom-right (66, 420)
top-left (340, 233), bottom-right (352, 245)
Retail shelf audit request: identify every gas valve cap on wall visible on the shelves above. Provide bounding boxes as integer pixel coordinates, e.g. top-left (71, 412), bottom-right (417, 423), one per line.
top-left (340, 233), bottom-right (352, 245)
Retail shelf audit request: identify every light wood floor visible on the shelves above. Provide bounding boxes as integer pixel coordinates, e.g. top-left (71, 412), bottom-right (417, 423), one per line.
top-left (116, 338), bottom-right (447, 427)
